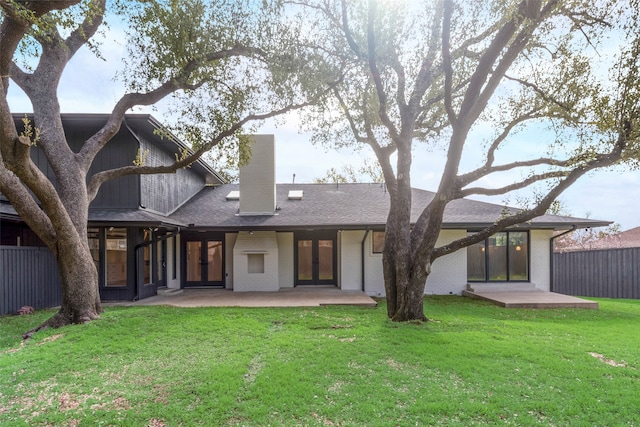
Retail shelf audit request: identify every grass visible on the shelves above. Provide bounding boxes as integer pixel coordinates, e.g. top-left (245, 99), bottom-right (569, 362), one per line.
top-left (1, 296), bottom-right (639, 426)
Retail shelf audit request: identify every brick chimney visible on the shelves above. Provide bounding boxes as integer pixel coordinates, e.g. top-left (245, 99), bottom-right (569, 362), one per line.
top-left (239, 135), bottom-right (276, 215)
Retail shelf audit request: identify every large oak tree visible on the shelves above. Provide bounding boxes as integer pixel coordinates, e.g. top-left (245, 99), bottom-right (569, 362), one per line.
top-left (294, 0), bottom-right (640, 321)
top-left (0, 0), bottom-right (329, 335)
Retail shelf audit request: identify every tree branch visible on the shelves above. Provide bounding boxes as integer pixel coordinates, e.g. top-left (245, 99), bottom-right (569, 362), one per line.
top-left (366, 0), bottom-right (400, 142)
top-left (460, 170), bottom-right (568, 197)
top-left (85, 98), bottom-right (320, 201)
top-left (77, 44), bottom-right (263, 170)
top-left (441, 0), bottom-right (457, 125)
top-left (64, 0), bottom-right (106, 57)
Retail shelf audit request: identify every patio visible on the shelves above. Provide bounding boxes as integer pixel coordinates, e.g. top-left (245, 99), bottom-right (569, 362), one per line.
top-left (124, 287), bottom-right (378, 308)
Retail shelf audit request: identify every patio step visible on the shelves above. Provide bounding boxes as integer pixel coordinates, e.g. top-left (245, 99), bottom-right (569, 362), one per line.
top-left (466, 283), bottom-right (541, 293)
top-left (157, 288), bottom-right (184, 296)
top-left (463, 289), bottom-right (599, 309)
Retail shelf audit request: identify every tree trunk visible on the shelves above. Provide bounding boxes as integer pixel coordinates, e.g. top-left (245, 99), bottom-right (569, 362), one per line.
top-left (23, 238), bottom-right (102, 339)
top-left (384, 243), bottom-right (430, 322)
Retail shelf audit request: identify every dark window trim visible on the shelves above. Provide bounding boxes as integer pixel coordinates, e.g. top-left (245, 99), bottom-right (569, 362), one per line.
top-left (172, 235), bottom-right (177, 280)
top-left (467, 230), bottom-right (530, 282)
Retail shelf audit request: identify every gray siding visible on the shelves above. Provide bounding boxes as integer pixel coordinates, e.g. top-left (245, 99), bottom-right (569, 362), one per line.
top-left (86, 130), bottom-right (140, 209)
top-left (139, 136), bottom-right (205, 214)
top-left (553, 248), bottom-right (640, 299)
top-left (22, 119), bottom-right (140, 209)
top-left (0, 246), bottom-right (62, 315)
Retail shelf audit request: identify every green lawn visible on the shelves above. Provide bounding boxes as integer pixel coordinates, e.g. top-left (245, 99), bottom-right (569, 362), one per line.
top-left (1, 296), bottom-right (639, 426)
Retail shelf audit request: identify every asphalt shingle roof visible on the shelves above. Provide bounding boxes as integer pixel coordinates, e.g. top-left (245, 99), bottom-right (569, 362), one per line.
top-left (169, 183), bottom-right (609, 230)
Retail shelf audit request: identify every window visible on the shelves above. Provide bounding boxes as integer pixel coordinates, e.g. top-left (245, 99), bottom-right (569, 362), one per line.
top-left (372, 231), bottom-right (385, 253)
top-left (106, 228), bottom-right (127, 287)
top-left (88, 228), bottom-right (101, 278)
top-left (467, 231), bottom-right (528, 282)
top-left (143, 229), bottom-right (152, 284)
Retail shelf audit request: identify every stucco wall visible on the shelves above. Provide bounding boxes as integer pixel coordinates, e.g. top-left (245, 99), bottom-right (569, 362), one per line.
top-left (277, 232), bottom-right (294, 288)
top-left (339, 230), bottom-right (367, 291)
top-left (166, 235), bottom-right (181, 289)
top-left (340, 229), bottom-right (468, 296)
top-left (425, 230), bottom-right (468, 295)
top-left (232, 231), bottom-right (279, 291)
top-left (530, 229), bottom-right (553, 291)
top-left (225, 233), bottom-right (237, 290)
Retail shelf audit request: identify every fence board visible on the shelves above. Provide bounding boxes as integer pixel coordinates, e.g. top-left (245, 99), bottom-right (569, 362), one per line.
top-left (554, 248), bottom-right (640, 299)
top-left (1, 246), bottom-right (61, 315)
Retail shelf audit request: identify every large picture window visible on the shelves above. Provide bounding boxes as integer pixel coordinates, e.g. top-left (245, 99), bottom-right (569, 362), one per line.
top-left (467, 231), bottom-right (529, 282)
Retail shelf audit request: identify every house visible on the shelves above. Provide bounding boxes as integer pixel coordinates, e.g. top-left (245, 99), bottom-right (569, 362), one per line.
top-left (0, 114), bottom-right (610, 313)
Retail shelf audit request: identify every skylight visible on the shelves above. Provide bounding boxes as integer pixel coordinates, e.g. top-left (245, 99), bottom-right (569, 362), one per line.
top-left (226, 190), bottom-right (240, 200)
top-left (288, 190), bottom-right (303, 200)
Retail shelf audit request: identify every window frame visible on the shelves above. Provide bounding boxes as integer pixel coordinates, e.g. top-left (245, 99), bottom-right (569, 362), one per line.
top-left (467, 231), bottom-right (530, 282)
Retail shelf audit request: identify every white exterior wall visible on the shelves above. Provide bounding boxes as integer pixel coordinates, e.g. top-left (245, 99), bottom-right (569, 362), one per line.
top-left (225, 233), bottom-right (237, 290)
top-left (339, 230), bottom-right (367, 291)
top-left (425, 230), bottom-right (467, 295)
top-left (166, 235), bottom-right (181, 289)
top-left (232, 231), bottom-right (279, 291)
top-left (530, 229), bottom-right (552, 291)
top-left (360, 229), bottom-right (467, 296)
top-left (277, 232), bottom-right (294, 288)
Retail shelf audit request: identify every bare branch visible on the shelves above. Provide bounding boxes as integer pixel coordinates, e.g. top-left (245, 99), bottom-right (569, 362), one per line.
top-left (460, 170), bottom-right (568, 197)
top-left (441, 0), bottom-right (457, 125)
top-left (64, 0), bottom-right (106, 57)
top-left (77, 44), bottom-right (263, 169)
top-left (366, 0), bottom-right (400, 142)
top-left (86, 98), bottom-right (320, 201)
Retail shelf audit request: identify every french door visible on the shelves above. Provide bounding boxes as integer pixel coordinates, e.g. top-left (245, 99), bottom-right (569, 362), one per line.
top-left (183, 233), bottom-right (224, 288)
top-left (295, 231), bottom-right (336, 286)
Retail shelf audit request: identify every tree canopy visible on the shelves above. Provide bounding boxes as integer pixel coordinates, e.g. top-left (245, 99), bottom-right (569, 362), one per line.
top-left (288, 0), bottom-right (640, 320)
top-left (0, 0), bottom-right (332, 333)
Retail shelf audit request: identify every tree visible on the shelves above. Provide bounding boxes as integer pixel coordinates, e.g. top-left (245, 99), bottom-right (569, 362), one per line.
top-left (554, 222), bottom-right (622, 252)
top-left (314, 157), bottom-right (384, 183)
top-left (0, 0), bottom-right (329, 335)
top-left (293, 0), bottom-right (640, 321)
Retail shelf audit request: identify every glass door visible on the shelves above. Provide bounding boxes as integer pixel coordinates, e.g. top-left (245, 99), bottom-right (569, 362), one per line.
top-left (183, 233), bottom-right (224, 287)
top-left (295, 231), bottom-right (336, 286)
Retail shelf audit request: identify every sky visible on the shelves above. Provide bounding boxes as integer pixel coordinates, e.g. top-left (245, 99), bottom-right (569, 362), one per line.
top-left (6, 11), bottom-right (640, 231)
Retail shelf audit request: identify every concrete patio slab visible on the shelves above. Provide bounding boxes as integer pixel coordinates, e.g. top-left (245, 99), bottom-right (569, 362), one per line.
top-left (115, 287), bottom-right (378, 308)
top-left (463, 290), bottom-right (598, 309)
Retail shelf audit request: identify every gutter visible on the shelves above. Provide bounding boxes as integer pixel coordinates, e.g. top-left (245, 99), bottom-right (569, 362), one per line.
top-left (133, 227), bottom-right (180, 301)
top-left (549, 225), bottom-right (577, 292)
top-left (361, 228), bottom-right (370, 292)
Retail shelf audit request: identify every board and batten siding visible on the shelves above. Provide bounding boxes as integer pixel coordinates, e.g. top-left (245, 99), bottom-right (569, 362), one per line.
top-left (553, 248), bottom-right (640, 299)
top-left (139, 137), bottom-right (206, 214)
top-left (0, 246), bottom-right (62, 315)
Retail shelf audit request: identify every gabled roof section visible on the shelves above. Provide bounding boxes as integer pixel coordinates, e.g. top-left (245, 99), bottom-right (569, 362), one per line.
top-left (11, 113), bottom-right (225, 186)
top-left (170, 183), bottom-right (610, 230)
top-left (116, 114), bottom-right (225, 186)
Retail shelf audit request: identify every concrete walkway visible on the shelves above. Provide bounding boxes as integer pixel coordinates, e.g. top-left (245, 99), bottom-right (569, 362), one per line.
top-left (463, 290), bottom-right (598, 309)
top-left (126, 287), bottom-right (378, 308)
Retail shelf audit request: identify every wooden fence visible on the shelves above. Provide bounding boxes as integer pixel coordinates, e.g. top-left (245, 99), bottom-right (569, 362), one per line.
top-left (1, 246), bottom-right (61, 316)
top-left (553, 248), bottom-right (640, 299)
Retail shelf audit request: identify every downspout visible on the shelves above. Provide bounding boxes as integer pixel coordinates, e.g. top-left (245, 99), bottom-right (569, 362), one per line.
top-left (133, 227), bottom-right (181, 301)
top-left (549, 225), bottom-right (577, 292)
top-left (361, 228), bottom-right (370, 292)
